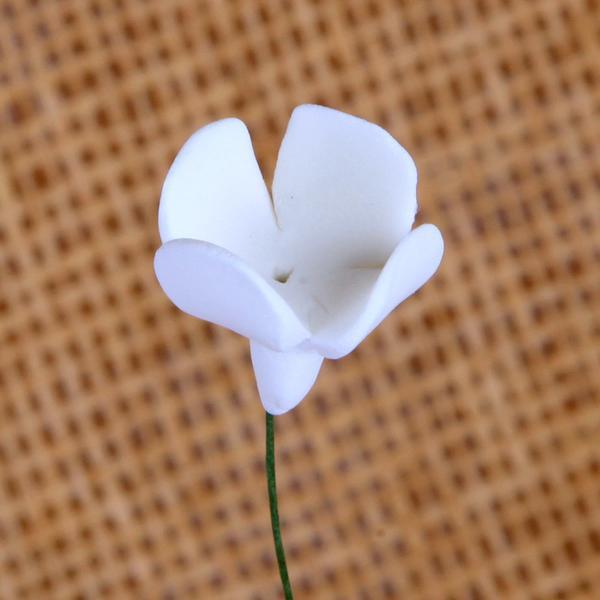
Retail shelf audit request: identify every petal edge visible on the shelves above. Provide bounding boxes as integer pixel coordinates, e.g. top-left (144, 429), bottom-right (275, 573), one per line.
top-left (155, 239), bottom-right (309, 351)
top-left (308, 224), bottom-right (444, 358)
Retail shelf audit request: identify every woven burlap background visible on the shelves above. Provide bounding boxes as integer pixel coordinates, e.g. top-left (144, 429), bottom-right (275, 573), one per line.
top-left (1, 1), bottom-right (599, 599)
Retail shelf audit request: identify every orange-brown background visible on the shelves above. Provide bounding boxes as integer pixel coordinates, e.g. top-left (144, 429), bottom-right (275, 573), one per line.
top-left (0, 1), bottom-right (599, 598)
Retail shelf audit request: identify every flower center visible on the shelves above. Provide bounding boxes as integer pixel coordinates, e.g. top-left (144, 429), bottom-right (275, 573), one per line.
top-left (273, 267), bottom-right (293, 284)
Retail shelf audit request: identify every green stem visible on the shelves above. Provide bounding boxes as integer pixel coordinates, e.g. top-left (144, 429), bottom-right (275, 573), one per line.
top-left (266, 412), bottom-right (294, 600)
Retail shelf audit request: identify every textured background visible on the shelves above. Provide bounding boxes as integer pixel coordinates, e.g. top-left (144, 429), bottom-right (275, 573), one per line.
top-left (1, 1), bottom-right (599, 598)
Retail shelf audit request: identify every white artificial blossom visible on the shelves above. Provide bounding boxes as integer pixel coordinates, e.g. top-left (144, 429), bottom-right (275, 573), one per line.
top-left (155, 105), bottom-right (444, 414)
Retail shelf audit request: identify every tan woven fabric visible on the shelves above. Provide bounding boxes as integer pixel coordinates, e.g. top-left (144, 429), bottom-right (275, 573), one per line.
top-left (1, 1), bottom-right (599, 598)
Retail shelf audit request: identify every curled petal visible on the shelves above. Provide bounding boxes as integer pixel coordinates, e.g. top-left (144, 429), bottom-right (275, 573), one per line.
top-left (155, 239), bottom-right (309, 351)
top-left (308, 224), bottom-right (444, 359)
top-left (159, 118), bottom-right (278, 276)
top-left (272, 104), bottom-right (418, 271)
top-left (250, 341), bottom-right (324, 415)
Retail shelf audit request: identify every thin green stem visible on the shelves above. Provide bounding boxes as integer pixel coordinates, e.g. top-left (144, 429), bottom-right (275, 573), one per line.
top-left (266, 412), bottom-right (294, 600)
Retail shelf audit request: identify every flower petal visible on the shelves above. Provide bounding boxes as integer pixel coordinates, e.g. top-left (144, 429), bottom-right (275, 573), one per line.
top-left (250, 341), bottom-right (323, 414)
top-left (272, 104), bottom-right (418, 271)
top-left (159, 118), bottom-right (278, 276)
top-left (155, 239), bottom-right (309, 351)
top-left (272, 267), bottom-right (380, 337)
top-left (308, 224), bottom-right (444, 359)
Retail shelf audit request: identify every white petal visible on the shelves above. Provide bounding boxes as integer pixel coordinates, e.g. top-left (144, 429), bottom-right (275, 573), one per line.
top-left (308, 224), bottom-right (444, 359)
top-left (272, 104), bottom-right (417, 271)
top-left (159, 118), bottom-right (278, 276)
top-left (250, 341), bottom-right (324, 414)
top-left (155, 239), bottom-right (309, 351)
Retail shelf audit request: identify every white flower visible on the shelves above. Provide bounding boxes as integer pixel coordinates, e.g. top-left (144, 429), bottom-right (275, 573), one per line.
top-left (155, 105), bottom-right (444, 414)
